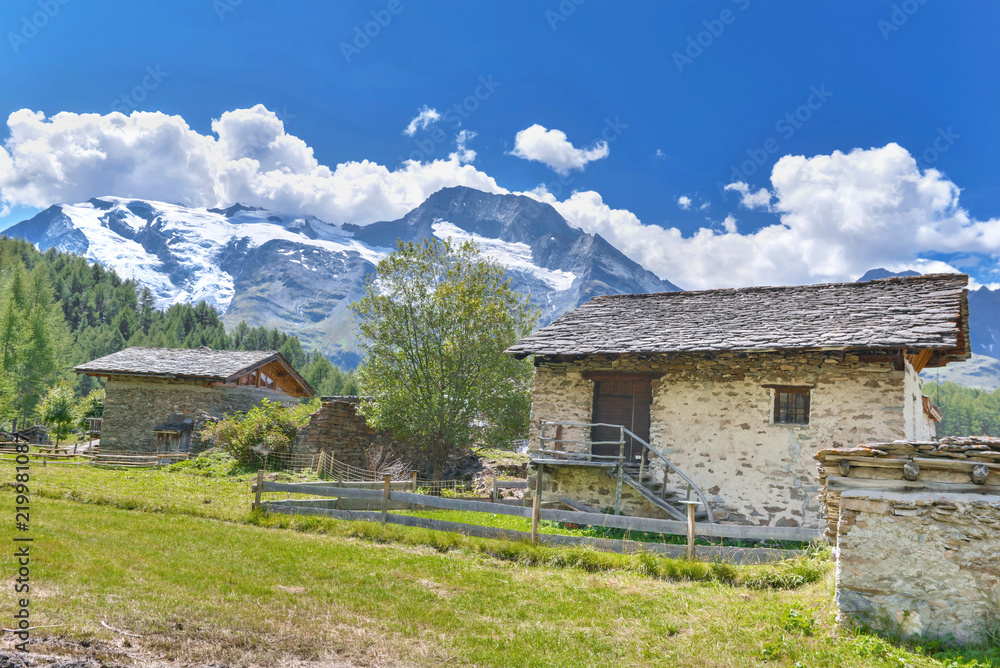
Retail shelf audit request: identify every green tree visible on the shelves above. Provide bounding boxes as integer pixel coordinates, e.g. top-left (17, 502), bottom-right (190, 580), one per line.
top-left (76, 388), bottom-right (105, 430)
top-left (35, 380), bottom-right (78, 446)
top-left (351, 238), bottom-right (537, 479)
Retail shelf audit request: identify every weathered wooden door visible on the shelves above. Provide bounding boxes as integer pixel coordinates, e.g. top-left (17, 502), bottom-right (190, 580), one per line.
top-left (591, 378), bottom-right (652, 460)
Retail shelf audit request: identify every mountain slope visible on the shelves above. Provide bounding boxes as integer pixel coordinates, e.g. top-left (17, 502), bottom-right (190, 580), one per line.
top-left (6, 187), bottom-right (679, 366)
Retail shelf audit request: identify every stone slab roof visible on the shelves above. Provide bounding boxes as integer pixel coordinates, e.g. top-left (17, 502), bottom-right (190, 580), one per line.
top-left (507, 274), bottom-right (969, 364)
top-left (75, 347), bottom-right (282, 382)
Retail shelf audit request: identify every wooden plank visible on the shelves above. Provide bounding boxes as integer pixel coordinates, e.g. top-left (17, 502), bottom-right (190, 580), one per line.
top-left (259, 481), bottom-right (385, 501)
top-left (388, 490), bottom-right (533, 517)
top-left (264, 503), bottom-right (381, 522)
top-left (263, 503), bottom-right (805, 564)
top-left (538, 508), bottom-right (822, 542)
top-left (528, 459), bottom-right (618, 468)
top-left (911, 457), bottom-right (1000, 472)
top-left (827, 475), bottom-right (1000, 494)
top-left (559, 497), bottom-right (602, 514)
top-left (261, 480), bottom-right (415, 490)
top-left (494, 480), bottom-right (529, 489)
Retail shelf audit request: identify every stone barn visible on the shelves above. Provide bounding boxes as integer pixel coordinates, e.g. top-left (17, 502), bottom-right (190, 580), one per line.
top-left (505, 274), bottom-right (970, 528)
top-left (74, 347), bottom-right (314, 453)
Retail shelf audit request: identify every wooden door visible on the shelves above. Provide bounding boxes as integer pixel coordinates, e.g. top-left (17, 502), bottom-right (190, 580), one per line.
top-left (591, 378), bottom-right (652, 460)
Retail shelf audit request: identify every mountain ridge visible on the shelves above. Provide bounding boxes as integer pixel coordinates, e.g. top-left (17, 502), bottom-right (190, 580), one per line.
top-left (6, 186), bottom-right (679, 367)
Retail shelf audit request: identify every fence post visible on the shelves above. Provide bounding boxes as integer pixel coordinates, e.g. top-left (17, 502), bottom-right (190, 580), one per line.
top-left (253, 469), bottom-right (263, 511)
top-left (682, 500), bottom-right (699, 560)
top-left (615, 428), bottom-right (625, 515)
top-left (382, 474), bottom-right (391, 524)
top-left (531, 464), bottom-right (543, 545)
top-left (410, 471), bottom-right (418, 510)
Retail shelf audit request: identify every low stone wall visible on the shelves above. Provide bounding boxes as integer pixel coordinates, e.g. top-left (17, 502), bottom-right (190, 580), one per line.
top-left (102, 377), bottom-right (298, 452)
top-left (836, 491), bottom-right (1000, 643)
top-left (291, 398), bottom-right (428, 475)
top-left (817, 437), bottom-right (1000, 644)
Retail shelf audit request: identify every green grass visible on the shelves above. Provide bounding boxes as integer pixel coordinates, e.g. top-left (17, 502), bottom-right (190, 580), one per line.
top-left (2, 458), bottom-right (998, 667)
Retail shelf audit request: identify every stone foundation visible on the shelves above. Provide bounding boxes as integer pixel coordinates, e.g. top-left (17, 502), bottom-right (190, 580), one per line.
top-left (528, 351), bottom-right (933, 527)
top-left (102, 377), bottom-right (298, 452)
top-left (537, 465), bottom-right (672, 518)
top-left (836, 491), bottom-right (1000, 643)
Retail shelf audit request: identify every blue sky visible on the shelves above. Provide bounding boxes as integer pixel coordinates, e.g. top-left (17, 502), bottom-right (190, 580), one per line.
top-left (1, 0), bottom-right (998, 289)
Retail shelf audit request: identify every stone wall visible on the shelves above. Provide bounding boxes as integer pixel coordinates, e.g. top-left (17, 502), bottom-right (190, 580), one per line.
top-left (291, 398), bottom-right (429, 475)
top-left (836, 491), bottom-right (1000, 643)
top-left (817, 437), bottom-right (1000, 644)
top-left (101, 377), bottom-right (298, 452)
top-left (528, 351), bottom-right (931, 527)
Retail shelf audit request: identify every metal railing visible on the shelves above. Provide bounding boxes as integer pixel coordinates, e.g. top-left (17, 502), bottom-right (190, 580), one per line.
top-left (536, 421), bottom-right (714, 522)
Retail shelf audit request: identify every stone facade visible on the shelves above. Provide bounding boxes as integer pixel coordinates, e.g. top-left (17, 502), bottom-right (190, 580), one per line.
top-left (291, 398), bottom-right (428, 475)
top-left (529, 351), bottom-right (936, 527)
top-left (102, 377), bottom-right (298, 452)
top-left (835, 491), bottom-right (1000, 644)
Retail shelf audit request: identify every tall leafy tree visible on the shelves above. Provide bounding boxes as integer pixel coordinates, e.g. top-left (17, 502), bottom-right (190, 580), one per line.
top-left (351, 238), bottom-right (538, 479)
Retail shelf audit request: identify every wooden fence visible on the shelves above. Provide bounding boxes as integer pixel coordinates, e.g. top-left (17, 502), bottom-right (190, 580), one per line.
top-left (253, 477), bottom-right (819, 564)
top-left (0, 445), bottom-right (188, 468)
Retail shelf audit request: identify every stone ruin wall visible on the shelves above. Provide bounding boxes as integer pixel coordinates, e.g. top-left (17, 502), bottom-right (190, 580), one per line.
top-left (528, 351), bottom-right (932, 527)
top-left (102, 377), bottom-right (298, 452)
top-left (291, 398), bottom-right (430, 476)
top-left (817, 438), bottom-right (1000, 644)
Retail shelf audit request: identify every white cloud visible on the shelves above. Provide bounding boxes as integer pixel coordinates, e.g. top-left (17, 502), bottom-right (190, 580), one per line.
top-left (654, 149), bottom-right (667, 159)
top-left (725, 181), bottom-right (773, 210)
top-left (677, 195), bottom-right (692, 210)
top-left (510, 124), bottom-right (609, 175)
top-left (3, 110), bottom-right (999, 293)
top-left (523, 143), bottom-right (1000, 290)
top-left (403, 105), bottom-right (441, 136)
top-left (0, 106), bottom-right (504, 225)
top-left (454, 130), bottom-right (476, 164)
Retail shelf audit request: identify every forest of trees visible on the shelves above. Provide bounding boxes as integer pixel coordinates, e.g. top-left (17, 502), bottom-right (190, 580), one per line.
top-left (923, 380), bottom-right (1000, 438)
top-left (0, 236), bottom-right (356, 428)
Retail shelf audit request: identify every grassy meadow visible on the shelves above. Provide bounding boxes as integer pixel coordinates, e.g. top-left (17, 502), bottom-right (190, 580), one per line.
top-left (1, 457), bottom-right (998, 667)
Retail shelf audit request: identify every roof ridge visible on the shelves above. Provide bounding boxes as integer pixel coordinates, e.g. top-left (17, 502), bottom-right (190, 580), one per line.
top-left (590, 272), bottom-right (967, 302)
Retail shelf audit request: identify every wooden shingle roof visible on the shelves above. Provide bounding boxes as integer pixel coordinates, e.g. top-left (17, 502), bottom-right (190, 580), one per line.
top-left (74, 347), bottom-right (315, 396)
top-left (507, 274), bottom-right (969, 367)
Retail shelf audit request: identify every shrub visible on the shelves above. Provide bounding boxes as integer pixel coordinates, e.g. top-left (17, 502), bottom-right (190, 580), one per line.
top-left (203, 398), bottom-right (319, 466)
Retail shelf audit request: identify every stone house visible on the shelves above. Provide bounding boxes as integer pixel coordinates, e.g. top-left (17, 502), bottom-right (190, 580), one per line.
top-left (505, 274), bottom-right (970, 528)
top-left (74, 347), bottom-right (314, 453)
top-left (15, 425), bottom-right (50, 445)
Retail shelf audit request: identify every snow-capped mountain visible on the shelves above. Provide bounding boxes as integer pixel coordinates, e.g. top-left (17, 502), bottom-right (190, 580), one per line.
top-left (7, 187), bottom-right (678, 366)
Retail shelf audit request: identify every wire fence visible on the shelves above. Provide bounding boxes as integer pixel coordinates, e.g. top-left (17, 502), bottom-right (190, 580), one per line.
top-left (0, 443), bottom-right (488, 496)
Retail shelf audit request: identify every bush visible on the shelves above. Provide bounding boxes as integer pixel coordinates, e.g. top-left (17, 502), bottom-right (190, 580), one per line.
top-left (202, 398), bottom-right (319, 466)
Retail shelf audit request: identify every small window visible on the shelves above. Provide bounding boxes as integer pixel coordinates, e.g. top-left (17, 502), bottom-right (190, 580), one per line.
top-left (774, 387), bottom-right (810, 425)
